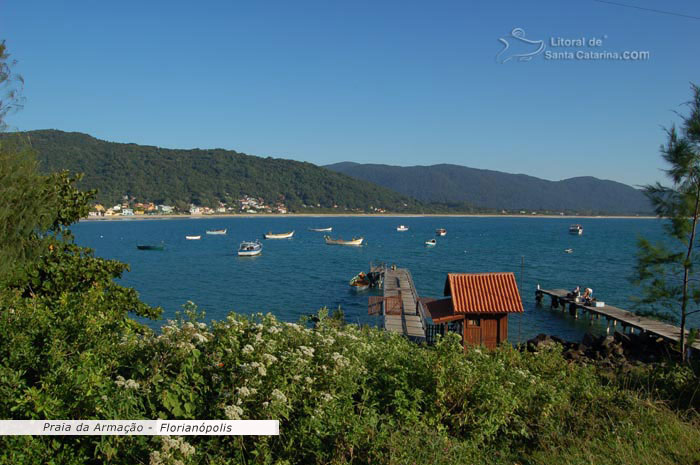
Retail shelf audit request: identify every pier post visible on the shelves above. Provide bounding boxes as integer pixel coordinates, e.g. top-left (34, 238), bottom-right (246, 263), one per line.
top-left (551, 296), bottom-right (559, 309)
top-left (569, 302), bottom-right (577, 319)
top-left (606, 319), bottom-right (611, 334)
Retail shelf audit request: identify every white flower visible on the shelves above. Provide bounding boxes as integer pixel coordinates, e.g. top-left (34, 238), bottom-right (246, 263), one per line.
top-left (271, 389), bottom-right (287, 404)
top-left (197, 322), bottom-right (207, 330)
top-left (305, 376), bottom-right (313, 384)
top-left (224, 404), bottom-right (244, 420)
top-left (242, 344), bottom-right (254, 354)
top-left (183, 322), bottom-right (194, 330)
top-left (267, 326), bottom-right (281, 334)
top-left (321, 393), bottom-right (333, 402)
top-left (258, 365), bottom-right (267, 376)
top-left (193, 333), bottom-right (208, 344)
top-left (263, 353), bottom-right (278, 364)
top-left (298, 346), bottom-right (315, 358)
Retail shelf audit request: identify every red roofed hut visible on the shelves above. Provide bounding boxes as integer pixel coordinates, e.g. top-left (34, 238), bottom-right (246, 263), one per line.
top-left (422, 272), bottom-right (524, 350)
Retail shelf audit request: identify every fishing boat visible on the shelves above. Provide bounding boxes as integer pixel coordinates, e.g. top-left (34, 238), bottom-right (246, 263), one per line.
top-left (396, 225), bottom-right (409, 232)
top-left (137, 242), bottom-right (165, 251)
top-left (206, 229), bottom-right (227, 235)
top-left (349, 272), bottom-right (370, 291)
top-left (436, 228), bottom-right (447, 236)
top-left (264, 231), bottom-right (294, 239)
top-left (324, 235), bottom-right (364, 246)
top-left (564, 248), bottom-right (573, 254)
top-left (425, 239), bottom-right (437, 247)
top-left (185, 235), bottom-right (201, 240)
top-left (238, 240), bottom-right (262, 257)
top-left (569, 224), bottom-right (583, 235)
top-left (309, 227), bottom-right (333, 232)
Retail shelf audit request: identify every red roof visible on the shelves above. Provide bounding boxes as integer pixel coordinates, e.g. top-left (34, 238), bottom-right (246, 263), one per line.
top-left (443, 273), bottom-right (523, 314)
top-left (420, 297), bottom-right (464, 323)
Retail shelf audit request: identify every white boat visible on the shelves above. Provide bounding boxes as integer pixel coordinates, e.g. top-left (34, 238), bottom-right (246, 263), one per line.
top-left (206, 229), bottom-right (227, 235)
top-left (564, 248), bottom-right (573, 254)
top-left (425, 239), bottom-right (436, 247)
top-left (185, 235), bottom-right (201, 240)
top-left (238, 240), bottom-right (262, 256)
top-left (396, 225), bottom-right (409, 232)
top-left (436, 228), bottom-right (447, 236)
top-left (324, 235), bottom-right (364, 246)
top-left (309, 227), bottom-right (333, 232)
top-left (264, 230), bottom-right (294, 239)
top-left (569, 224), bottom-right (583, 235)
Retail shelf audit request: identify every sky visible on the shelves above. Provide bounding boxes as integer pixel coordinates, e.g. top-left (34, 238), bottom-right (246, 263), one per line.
top-left (1, 0), bottom-right (699, 186)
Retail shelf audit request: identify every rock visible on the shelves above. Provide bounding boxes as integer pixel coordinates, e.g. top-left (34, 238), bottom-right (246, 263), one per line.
top-left (601, 336), bottom-right (615, 348)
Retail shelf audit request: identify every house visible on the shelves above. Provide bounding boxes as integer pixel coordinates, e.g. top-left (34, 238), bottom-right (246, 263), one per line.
top-left (121, 208), bottom-right (134, 216)
top-left (422, 272), bottom-right (523, 350)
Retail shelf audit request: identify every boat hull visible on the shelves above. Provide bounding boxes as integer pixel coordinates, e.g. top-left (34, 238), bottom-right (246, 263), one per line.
top-left (206, 229), bottom-right (227, 235)
top-left (137, 245), bottom-right (164, 251)
top-left (309, 227), bottom-right (332, 232)
top-left (264, 231), bottom-right (294, 239)
top-left (185, 235), bottom-right (201, 240)
top-left (238, 241), bottom-right (262, 256)
top-left (324, 236), bottom-right (364, 246)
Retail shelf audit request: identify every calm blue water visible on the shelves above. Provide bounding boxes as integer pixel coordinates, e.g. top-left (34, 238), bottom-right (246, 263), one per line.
top-left (72, 216), bottom-right (693, 343)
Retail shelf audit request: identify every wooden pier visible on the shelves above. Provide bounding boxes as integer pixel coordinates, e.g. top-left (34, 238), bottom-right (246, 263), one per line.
top-left (369, 266), bottom-right (427, 341)
top-left (537, 288), bottom-right (700, 352)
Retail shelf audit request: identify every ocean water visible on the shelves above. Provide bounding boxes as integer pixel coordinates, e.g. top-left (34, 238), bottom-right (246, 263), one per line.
top-left (72, 216), bottom-right (694, 343)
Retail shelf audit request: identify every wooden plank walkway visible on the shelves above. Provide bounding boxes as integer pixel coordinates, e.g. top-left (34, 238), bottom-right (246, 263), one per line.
top-left (382, 267), bottom-right (426, 340)
top-left (538, 288), bottom-right (700, 351)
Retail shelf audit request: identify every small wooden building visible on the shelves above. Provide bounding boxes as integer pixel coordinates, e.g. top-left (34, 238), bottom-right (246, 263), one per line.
top-left (422, 272), bottom-right (524, 349)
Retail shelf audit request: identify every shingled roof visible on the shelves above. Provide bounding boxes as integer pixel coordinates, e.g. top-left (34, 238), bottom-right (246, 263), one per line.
top-left (443, 272), bottom-right (524, 314)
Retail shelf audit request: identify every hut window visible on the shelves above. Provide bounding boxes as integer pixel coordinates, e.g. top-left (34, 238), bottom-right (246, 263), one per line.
top-left (467, 318), bottom-right (480, 326)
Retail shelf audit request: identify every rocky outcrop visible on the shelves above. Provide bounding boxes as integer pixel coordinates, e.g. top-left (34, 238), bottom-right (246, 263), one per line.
top-left (524, 331), bottom-right (678, 368)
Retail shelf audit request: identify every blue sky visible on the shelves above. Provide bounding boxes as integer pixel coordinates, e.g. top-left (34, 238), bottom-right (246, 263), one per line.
top-left (2, 0), bottom-right (699, 186)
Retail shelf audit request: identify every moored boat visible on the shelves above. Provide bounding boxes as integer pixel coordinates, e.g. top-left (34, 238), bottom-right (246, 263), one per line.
top-left (137, 242), bottom-right (165, 251)
top-left (396, 225), bottom-right (409, 232)
top-left (324, 235), bottom-right (364, 246)
top-left (349, 272), bottom-right (370, 291)
top-left (185, 235), bottom-right (201, 240)
top-left (564, 248), bottom-right (573, 253)
top-left (264, 230), bottom-right (294, 239)
top-left (309, 227), bottom-right (333, 232)
top-left (206, 229), bottom-right (227, 235)
top-left (425, 239), bottom-right (436, 247)
top-left (238, 240), bottom-right (262, 256)
top-left (569, 224), bottom-right (583, 235)
top-left (436, 228), bottom-right (447, 236)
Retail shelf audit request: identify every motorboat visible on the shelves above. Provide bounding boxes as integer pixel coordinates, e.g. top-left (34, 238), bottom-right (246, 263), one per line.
top-left (349, 272), bottom-right (370, 291)
top-left (264, 231), bottom-right (294, 239)
top-left (238, 240), bottom-right (262, 256)
top-left (569, 224), bottom-right (583, 235)
top-left (206, 229), bottom-right (227, 235)
top-left (324, 235), bottom-right (364, 246)
top-left (185, 235), bottom-right (201, 240)
top-left (425, 239), bottom-right (437, 247)
top-left (564, 248), bottom-right (573, 253)
top-left (436, 228), bottom-right (447, 236)
top-left (396, 225), bottom-right (409, 232)
top-left (309, 227), bottom-right (332, 232)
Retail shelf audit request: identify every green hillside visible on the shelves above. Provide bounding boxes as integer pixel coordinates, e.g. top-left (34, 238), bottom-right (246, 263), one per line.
top-left (16, 130), bottom-right (420, 212)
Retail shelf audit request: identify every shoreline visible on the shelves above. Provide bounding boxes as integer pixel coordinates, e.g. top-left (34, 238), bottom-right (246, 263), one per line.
top-left (81, 213), bottom-right (658, 221)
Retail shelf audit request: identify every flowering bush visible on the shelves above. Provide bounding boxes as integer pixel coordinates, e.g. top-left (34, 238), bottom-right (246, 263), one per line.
top-left (1, 297), bottom-right (699, 464)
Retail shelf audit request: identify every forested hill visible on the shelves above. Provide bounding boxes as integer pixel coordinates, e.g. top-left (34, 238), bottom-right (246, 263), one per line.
top-left (325, 162), bottom-right (653, 214)
top-left (17, 130), bottom-right (419, 212)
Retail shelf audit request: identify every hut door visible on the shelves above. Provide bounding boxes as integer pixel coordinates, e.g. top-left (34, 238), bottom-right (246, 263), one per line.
top-left (481, 317), bottom-right (498, 349)
top-left (464, 318), bottom-right (481, 348)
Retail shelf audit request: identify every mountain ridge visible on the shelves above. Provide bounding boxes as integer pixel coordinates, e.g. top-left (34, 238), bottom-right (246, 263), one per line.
top-left (325, 162), bottom-right (652, 214)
